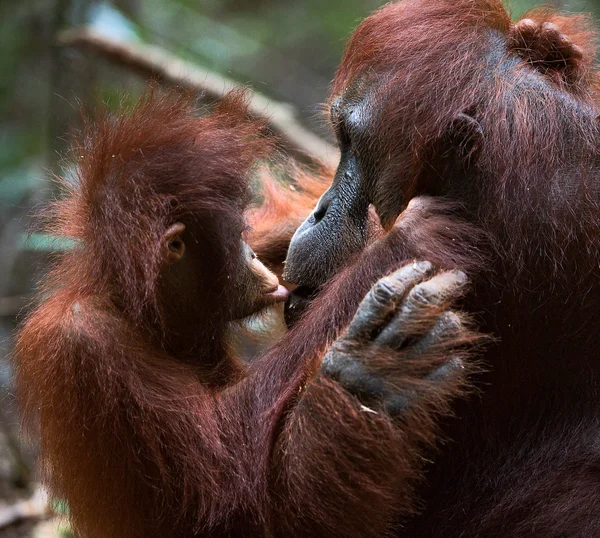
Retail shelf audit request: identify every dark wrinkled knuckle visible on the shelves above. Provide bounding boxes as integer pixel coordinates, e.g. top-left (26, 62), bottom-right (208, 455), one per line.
top-left (571, 44), bottom-right (584, 59)
top-left (412, 260), bottom-right (433, 274)
top-left (338, 373), bottom-right (387, 402)
top-left (426, 357), bottom-right (465, 383)
top-left (338, 361), bottom-right (372, 392)
top-left (451, 269), bottom-right (468, 284)
top-left (541, 21), bottom-right (559, 35)
top-left (514, 18), bottom-right (537, 37)
top-left (441, 311), bottom-right (462, 331)
top-left (392, 261), bottom-right (433, 284)
top-left (321, 353), bottom-right (341, 378)
top-left (409, 284), bottom-right (434, 306)
top-left (556, 34), bottom-right (573, 48)
top-left (372, 280), bottom-right (397, 303)
top-left (518, 18), bottom-right (536, 29)
top-left (438, 270), bottom-right (468, 292)
top-left (350, 310), bottom-right (370, 330)
top-left (384, 392), bottom-right (413, 416)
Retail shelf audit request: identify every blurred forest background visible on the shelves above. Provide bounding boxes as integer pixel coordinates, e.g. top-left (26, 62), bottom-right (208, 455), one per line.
top-left (0, 0), bottom-right (598, 535)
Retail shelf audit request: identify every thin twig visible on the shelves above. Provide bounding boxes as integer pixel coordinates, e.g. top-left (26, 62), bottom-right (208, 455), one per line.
top-left (58, 28), bottom-right (339, 168)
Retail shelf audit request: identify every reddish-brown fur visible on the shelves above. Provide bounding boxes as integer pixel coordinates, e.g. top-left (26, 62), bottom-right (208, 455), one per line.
top-left (314, 0), bottom-right (600, 535)
top-left (16, 91), bottom-right (271, 538)
top-left (15, 91), bottom-right (484, 537)
top-left (266, 198), bottom-right (489, 537)
top-left (246, 166), bottom-right (385, 284)
top-left (246, 163), bottom-right (332, 278)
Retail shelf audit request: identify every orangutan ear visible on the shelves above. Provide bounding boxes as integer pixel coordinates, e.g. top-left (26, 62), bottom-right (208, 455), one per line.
top-left (163, 222), bottom-right (186, 264)
top-left (448, 112), bottom-right (483, 163)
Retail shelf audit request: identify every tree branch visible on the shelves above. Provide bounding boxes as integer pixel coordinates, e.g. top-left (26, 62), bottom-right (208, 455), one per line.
top-left (58, 28), bottom-right (339, 168)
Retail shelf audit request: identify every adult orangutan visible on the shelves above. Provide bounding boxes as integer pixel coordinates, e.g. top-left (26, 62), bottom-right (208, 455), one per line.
top-left (284, 1), bottom-right (600, 536)
top-left (15, 90), bottom-right (483, 538)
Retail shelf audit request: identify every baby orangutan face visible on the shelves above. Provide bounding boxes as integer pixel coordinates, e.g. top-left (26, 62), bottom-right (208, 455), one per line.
top-left (163, 222), bottom-right (288, 322)
top-left (234, 242), bottom-right (289, 320)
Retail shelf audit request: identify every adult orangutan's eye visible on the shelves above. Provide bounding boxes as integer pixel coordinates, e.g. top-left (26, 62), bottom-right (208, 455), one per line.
top-left (336, 120), bottom-right (351, 148)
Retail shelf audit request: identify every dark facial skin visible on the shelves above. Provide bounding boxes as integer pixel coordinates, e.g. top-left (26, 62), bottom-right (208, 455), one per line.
top-left (283, 78), bottom-right (478, 311)
top-left (161, 222), bottom-right (288, 330)
top-left (284, 82), bottom-right (390, 292)
top-left (234, 242), bottom-right (289, 319)
top-left (284, 94), bottom-right (369, 288)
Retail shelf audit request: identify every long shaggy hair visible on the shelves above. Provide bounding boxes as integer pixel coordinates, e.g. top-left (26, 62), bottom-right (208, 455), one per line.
top-left (332, 0), bottom-right (600, 282)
